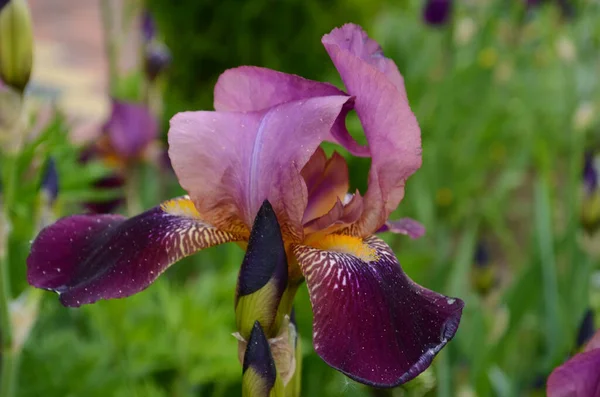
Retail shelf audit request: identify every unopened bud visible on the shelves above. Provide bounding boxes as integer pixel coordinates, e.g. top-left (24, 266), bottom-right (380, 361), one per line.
top-left (41, 157), bottom-right (59, 205)
top-left (0, 0), bottom-right (34, 91)
top-left (242, 321), bottom-right (284, 397)
top-left (235, 200), bottom-right (288, 339)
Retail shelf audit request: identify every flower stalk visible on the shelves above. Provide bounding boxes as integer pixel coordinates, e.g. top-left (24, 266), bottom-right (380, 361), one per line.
top-left (235, 201), bottom-right (299, 396)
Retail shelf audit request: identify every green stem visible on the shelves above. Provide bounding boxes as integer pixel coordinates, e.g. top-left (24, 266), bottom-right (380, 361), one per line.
top-left (125, 164), bottom-right (143, 216)
top-left (0, 154), bottom-right (18, 397)
top-left (100, 0), bottom-right (119, 94)
top-left (0, 350), bottom-right (20, 397)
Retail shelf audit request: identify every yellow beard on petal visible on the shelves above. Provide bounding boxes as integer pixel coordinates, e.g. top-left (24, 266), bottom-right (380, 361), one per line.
top-left (161, 196), bottom-right (202, 218)
top-left (307, 233), bottom-right (378, 262)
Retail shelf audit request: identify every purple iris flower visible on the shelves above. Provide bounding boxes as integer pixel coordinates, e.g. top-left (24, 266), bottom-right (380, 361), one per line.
top-left (80, 98), bottom-right (158, 213)
top-left (547, 329), bottom-right (600, 396)
top-left (423, 0), bottom-right (452, 26)
top-left (27, 24), bottom-right (463, 387)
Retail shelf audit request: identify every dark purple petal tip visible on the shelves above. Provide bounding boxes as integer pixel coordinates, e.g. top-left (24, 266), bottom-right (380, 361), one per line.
top-left (295, 235), bottom-right (464, 387)
top-left (27, 196), bottom-right (241, 307)
top-left (243, 321), bottom-right (277, 389)
top-left (0, 0), bottom-right (9, 12)
top-left (576, 309), bottom-right (595, 349)
top-left (237, 200), bottom-right (287, 298)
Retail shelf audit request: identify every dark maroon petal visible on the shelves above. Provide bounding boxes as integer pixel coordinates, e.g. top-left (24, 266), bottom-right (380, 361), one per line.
top-left (294, 235), bottom-right (463, 387)
top-left (105, 99), bottom-right (158, 158)
top-left (547, 344), bottom-right (600, 397)
top-left (27, 196), bottom-right (243, 307)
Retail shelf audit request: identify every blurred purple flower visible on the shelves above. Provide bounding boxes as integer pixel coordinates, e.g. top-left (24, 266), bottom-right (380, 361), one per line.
top-left (547, 330), bottom-right (600, 397)
top-left (141, 9), bottom-right (156, 42)
top-left (27, 24), bottom-right (463, 387)
top-left (103, 98), bottom-right (158, 159)
top-left (145, 42), bottom-right (171, 82)
top-left (584, 152), bottom-right (598, 194)
top-left (423, 0), bottom-right (452, 26)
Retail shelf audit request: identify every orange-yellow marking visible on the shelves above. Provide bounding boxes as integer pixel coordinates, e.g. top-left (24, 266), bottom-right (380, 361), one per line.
top-left (161, 196), bottom-right (202, 219)
top-left (309, 234), bottom-right (378, 262)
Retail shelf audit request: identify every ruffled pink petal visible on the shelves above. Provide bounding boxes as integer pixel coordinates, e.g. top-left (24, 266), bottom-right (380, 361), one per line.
top-left (214, 66), bottom-right (369, 157)
top-left (168, 96), bottom-right (351, 241)
top-left (322, 24), bottom-right (422, 236)
top-left (377, 218), bottom-right (426, 239)
top-left (303, 152), bottom-right (349, 223)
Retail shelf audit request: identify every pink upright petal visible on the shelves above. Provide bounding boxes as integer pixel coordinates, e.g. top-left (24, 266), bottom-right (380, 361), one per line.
top-left (214, 66), bottom-right (369, 157)
top-left (169, 96), bottom-right (351, 241)
top-left (322, 24), bottom-right (422, 236)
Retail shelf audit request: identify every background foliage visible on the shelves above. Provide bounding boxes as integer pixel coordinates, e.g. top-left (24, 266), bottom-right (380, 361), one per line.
top-left (5, 0), bottom-right (600, 396)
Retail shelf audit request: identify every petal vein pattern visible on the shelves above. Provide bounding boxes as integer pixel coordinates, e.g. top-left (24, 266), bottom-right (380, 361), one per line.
top-left (294, 235), bottom-right (463, 387)
top-left (27, 196), bottom-right (243, 307)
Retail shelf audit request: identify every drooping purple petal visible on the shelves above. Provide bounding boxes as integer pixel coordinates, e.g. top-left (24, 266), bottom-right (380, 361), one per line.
top-left (377, 218), bottom-right (425, 239)
top-left (423, 0), bottom-right (453, 26)
top-left (27, 196), bottom-right (243, 307)
top-left (322, 24), bottom-right (422, 236)
top-left (168, 95), bottom-right (351, 241)
top-left (105, 99), bottom-right (158, 159)
top-left (547, 332), bottom-right (600, 397)
top-left (214, 66), bottom-right (369, 157)
top-left (293, 235), bottom-right (463, 387)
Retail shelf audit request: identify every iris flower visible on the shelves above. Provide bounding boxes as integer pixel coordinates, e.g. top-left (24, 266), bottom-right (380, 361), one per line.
top-left (81, 98), bottom-right (158, 213)
top-left (547, 329), bottom-right (600, 396)
top-left (27, 24), bottom-right (463, 387)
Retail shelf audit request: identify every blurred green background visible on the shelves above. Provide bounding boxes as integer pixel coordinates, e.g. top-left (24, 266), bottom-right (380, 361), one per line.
top-left (5, 0), bottom-right (600, 396)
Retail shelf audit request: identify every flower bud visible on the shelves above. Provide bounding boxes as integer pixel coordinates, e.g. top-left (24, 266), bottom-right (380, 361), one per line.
top-left (235, 200), bottom-right (288, 339)
top-left (0, 0), bottom-right (34, 92)
top-left (423, 0), bottom-right (452, 26)
top-left (576, 309), bottom-right (595, 350)
top-left (242, 321), bottom-right (284, 397)
top-left (41, 157), bottom-right (59, 205)
top-left (582, 152), bottom-right (600, 234)
top-left (144, 42), bottom-right (171, 82)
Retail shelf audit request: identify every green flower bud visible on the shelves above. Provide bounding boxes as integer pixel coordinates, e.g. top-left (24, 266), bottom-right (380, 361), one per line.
top-left (242, 321), bottom-right (284, 397)
top-left (0, 0), bottom-right (34, 91)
